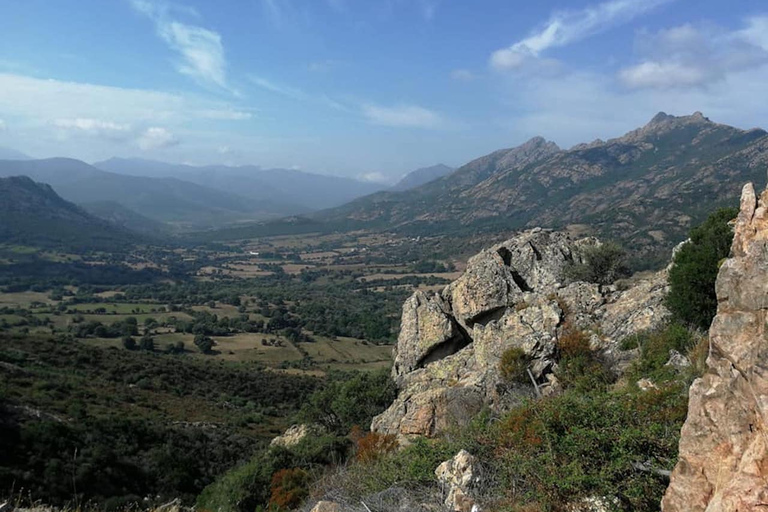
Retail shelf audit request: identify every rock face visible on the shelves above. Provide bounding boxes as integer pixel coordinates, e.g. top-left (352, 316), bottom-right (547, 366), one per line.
top-left (435, 450), bottom-right (481, 512)
top-left (270, 424), bottom-right (325, 449)
top-left (373, 228), bottom-right (670, 441)
top-left (662, 182), bottom-right (768, 511)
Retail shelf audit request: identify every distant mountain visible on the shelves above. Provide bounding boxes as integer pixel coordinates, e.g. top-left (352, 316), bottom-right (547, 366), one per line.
top-left (94, 158), bottom-right (385, 211)
top-left (80, 201), bottom-right (169, 237)
top-left (391, 164), bottom-right (454, 191)
top-left (0, 176), bottom-right (134, 250)
top-left (317, 112), bottom-right (768, 267)
top-left (0, 146), bottom-right (31, 160)
top-left (0, 158), bottom-right (294, 228)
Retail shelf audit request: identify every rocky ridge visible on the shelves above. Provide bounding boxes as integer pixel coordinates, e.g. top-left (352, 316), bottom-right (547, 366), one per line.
top-left (662, 181), bottom-right (768, 511)
top-left (372, 228), bottom-right (670, 441)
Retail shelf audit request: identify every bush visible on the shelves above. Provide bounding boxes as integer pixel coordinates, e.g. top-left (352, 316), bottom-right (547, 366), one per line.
top-left (298, 369), bottom-right (397, 434)
top-left (350, 426), bottom-right (399, 463)
top-left (556, 327), bottom-right (612, 393)
top-left (565, 242), bottom-right (631, 285)
top-left (666, 207), bottom-right (738, 330)
top-left (499, 347), bottom-right (531, 384)
top-left (268, 468), bottom-right (310, 510)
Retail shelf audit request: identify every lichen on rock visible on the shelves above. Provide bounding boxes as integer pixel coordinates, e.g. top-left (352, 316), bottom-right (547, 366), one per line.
top-left (662, 181), bottom-right (768, 511)
top-left (373, 228), bottom-right (671, 442)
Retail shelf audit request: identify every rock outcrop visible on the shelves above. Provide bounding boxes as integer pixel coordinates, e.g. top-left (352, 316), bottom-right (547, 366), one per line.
top-left (435, 450), bottom-right (482, 512)
top-left (662, 182), bottom-right (768, 511)
top-left (373, 228), bottom-right (670, 441)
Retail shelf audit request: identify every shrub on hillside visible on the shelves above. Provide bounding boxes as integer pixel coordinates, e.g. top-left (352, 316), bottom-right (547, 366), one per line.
top-left (666, 207), bottom-right (738, 330)
top-left (565, 242), bottom-right (631, 285)
top-left (499, 347), bottom-right (531, 384)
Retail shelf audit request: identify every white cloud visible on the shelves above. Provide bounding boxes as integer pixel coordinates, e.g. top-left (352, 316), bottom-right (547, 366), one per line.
top-left (249, 75), bottom-right (308, 101)
top-left (131, 0), bottom-right (229, 90)
top-left (0, 119), bottom-right (6, 131)
top-left (357, 171), bottom-right (391, 184)
top-left (0, 73), bottom-right (250, 125)
top-left (138, 127), bottom-right (179, 150)
top-left (619, 19), bottom-right (768, 89)
top-left (362, 104), bottom-right (444, 128)
top-left (491, 0), bottom-right (674, 70)
top-left (52, 118), bottom-right (132, 137)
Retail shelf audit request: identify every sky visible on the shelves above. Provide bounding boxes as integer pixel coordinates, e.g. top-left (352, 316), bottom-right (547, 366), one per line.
top-left (1, 0), bottom-right (768, 182)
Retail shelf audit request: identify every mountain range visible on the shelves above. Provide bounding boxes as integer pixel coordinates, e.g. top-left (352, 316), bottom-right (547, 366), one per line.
top-left (93, 158), bottom-right (385, 213)
top-left (316, 112), bottom-right (768, 267)
top-left (0, 176), bottom-right (135, 250)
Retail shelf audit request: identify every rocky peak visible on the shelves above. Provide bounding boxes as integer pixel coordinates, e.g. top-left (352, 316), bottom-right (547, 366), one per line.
top-left (662, 180), bottom-right (768, 511)
top-left (372, 228), bottom-right (670, 442)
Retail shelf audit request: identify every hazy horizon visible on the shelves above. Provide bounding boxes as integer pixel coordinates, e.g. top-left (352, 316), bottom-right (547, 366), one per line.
top-left (2, 0), bottom-right (768, 181)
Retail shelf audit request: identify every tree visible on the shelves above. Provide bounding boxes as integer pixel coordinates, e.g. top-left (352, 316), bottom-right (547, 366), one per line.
top-left (139, 333), bottom-right (155, 351)
top-left (122, 336), bottom-right (136, 350)
top-left (667, 207), bottom-right (738, 330)
top-left (194, 334), bottom-right (215, 354)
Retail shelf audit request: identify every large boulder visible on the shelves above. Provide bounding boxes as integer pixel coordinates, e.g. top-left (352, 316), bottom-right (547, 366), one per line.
top-left (373, 228), bottom-right (670, 442)
top-left (662, 182), bottom-right (768, 511)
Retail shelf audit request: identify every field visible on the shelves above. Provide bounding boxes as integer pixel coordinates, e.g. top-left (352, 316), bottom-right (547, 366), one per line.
top-left (0, 230), bottom-right (484, 373)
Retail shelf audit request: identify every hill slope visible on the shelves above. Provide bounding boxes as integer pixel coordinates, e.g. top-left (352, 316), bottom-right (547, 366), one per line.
top-left (80, 201), bottom-right (169, 237)
top-left (0, 176), bottom-right (134, 249)
top-left (94, 158), bottom-right (384, 211)
top-left (0, 158), bottom-right (290, 228)
top-left (391, 164), bottom-right (455, 191)
top-left (319, 113), bottom-right (768, 266)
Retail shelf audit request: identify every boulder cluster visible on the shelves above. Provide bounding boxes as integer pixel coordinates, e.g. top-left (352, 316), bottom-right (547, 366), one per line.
top-left (372, 228), bottom-right (670, 442)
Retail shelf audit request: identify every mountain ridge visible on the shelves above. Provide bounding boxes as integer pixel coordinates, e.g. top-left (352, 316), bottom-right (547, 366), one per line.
top-left (315, 112), bottom-right (768, 267)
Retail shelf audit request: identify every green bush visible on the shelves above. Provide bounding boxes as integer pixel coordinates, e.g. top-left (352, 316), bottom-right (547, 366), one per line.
top-left (565, 242), bottom-right (631, 285)
top-left (666, 207), bottom-right (738, 330)
top-left (499, 347), bottom-right (531, 384)
top-left (298, 369), bottom-right (397, 434)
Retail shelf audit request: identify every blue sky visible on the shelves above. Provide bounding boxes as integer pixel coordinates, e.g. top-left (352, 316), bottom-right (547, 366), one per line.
top-left (1, 0), bottom-right (768, 182)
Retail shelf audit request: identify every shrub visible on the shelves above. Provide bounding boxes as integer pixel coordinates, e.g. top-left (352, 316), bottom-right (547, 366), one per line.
top-left (499, 347), bottom-right (531, 384)
top-left (565, 242), bottom-right (631, 285)
top-left (268, 468), bottom-right (310, 511)
top-left (556, 327), bottom-right (612, 392)
top-left (298, 369), bottom-right (397, 434)
top-left (350, 426), bottom-right (399, 462)
top-left (122, 336), bottom-right (136, 350)
top-left (666, 207), bottom-right (738, 330)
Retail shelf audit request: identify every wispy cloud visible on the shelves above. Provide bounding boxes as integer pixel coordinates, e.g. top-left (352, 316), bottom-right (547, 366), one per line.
top-left (491, 0), bottom-right (674, 70)
top-left (138, 127), bottom-right (179, 150)
top-left (52, 118), bottom-right (132, 139)
top-left (619, 18), bottom-right (768, 89)
top-left (249, 75), bottom-right (309, 101)
top-left (362, 104), bottom-right (444, 128)
top-left (131, 0), bottom-right (230, 91)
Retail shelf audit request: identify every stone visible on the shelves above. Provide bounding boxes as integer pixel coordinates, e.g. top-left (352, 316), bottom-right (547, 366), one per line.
top-left (373, 229), bottom-right (671, 442)
top-left (664, 350), bottom-right (691, 371)
top-left (310, 501), bottom-right (340, 512)
top-left (435, 450), bottom-right (481, 512)
top-left (270, 424), bottom-right (324, 449)
top-left (661, 179), bottom-right (768, 511)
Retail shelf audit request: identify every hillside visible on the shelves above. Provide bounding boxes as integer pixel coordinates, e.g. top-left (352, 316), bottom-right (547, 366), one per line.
top-left (391, 163), bottom-right (454, 191)
top-left (80, 201), bottom-right (170, 237)
top-left (0, 158), bottom-right (292, 228)
top-left (319, 113), bottom-right (768, 267)
top-left (95, 158), bottom-right (384, 211)
top-left (0, 176), bottom-right (134, 249)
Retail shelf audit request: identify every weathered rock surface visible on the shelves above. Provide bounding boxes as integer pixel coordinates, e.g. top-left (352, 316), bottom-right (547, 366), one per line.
top-left (270, 424), bottom-right (325, 449)
top-left (662, 182), bottom-right (768, 511)
top-left (373, 228), bottom-right (671, 441)
top-left (435, 450), bottom-right (481, 512)
top-left (309, 501), bottom-right (341, 512)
